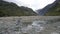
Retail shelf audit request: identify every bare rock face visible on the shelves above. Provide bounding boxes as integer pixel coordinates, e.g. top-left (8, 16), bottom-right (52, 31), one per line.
top-left (37, 0), bottom-right (60, 16)
top-left (56, 0), bottom-right (60, 2)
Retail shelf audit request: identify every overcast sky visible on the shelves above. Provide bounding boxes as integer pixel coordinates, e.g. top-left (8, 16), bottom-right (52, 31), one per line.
top-left (4, 0), bottom-right (55, 10)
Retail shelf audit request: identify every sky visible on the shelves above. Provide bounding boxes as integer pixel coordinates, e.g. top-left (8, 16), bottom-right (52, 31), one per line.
top-left (4, 0), bottom-right (55, 11)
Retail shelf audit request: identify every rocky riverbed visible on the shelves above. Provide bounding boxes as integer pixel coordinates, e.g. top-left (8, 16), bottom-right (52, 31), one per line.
top-left (0, 16), bottom-right (60, 34)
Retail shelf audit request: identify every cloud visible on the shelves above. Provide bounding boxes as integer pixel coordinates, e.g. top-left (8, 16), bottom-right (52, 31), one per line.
top-left (4, 0), bottom-right (55, 10)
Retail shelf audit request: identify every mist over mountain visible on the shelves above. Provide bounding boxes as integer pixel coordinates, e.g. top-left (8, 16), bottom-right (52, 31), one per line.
top-left (0, 0), bottom-right (60, 16)
top-left (37, 0), bottom-right (60, 16)
top-left (0, 0), bottom-right (37, 17)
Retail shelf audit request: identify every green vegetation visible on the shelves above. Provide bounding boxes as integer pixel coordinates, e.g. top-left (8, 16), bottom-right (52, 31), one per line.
top-left (45, 1), bottom-right (60, 16)
top-left (0, 0), bottom-right (37, 17)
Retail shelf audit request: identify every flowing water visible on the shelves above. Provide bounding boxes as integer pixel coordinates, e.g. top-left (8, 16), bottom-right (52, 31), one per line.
top-left (20, 21), bottom-right (46, 34)
top-left (0, 18), bottom-right (60, 34)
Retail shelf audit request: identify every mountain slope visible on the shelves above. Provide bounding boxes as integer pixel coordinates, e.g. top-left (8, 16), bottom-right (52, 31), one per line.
top-left (45, 0), bottom-right (60, 16)
top-left (0, 0), bottom-right (37, 17)
top-left (37, 0), bottom-right (60, 16)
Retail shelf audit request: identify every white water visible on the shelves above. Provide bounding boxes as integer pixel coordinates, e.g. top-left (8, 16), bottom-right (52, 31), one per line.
top-left (20, 21), bottom-right (46, 34)
top-left (0, 18), bottom-right (60, 34)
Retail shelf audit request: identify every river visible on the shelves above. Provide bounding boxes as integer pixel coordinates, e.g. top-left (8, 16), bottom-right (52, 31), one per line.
top-left (0, 17), bottom-right (60, 34)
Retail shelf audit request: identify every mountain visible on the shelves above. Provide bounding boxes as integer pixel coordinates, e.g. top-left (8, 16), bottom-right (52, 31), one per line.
top-left (45, 0), bottom-right (60, 16)
top-left (0, 0), bottom-right (37, 17)
top-left (37, 0), bottom-right (60, 16)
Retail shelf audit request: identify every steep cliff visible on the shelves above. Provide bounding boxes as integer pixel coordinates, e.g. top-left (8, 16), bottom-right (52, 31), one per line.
top-left (37, 0), bottom-right (60, 16)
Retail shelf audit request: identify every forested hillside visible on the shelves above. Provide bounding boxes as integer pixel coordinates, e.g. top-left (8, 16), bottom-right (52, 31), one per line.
top-left (0, 0), bottom-right (37, 17)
